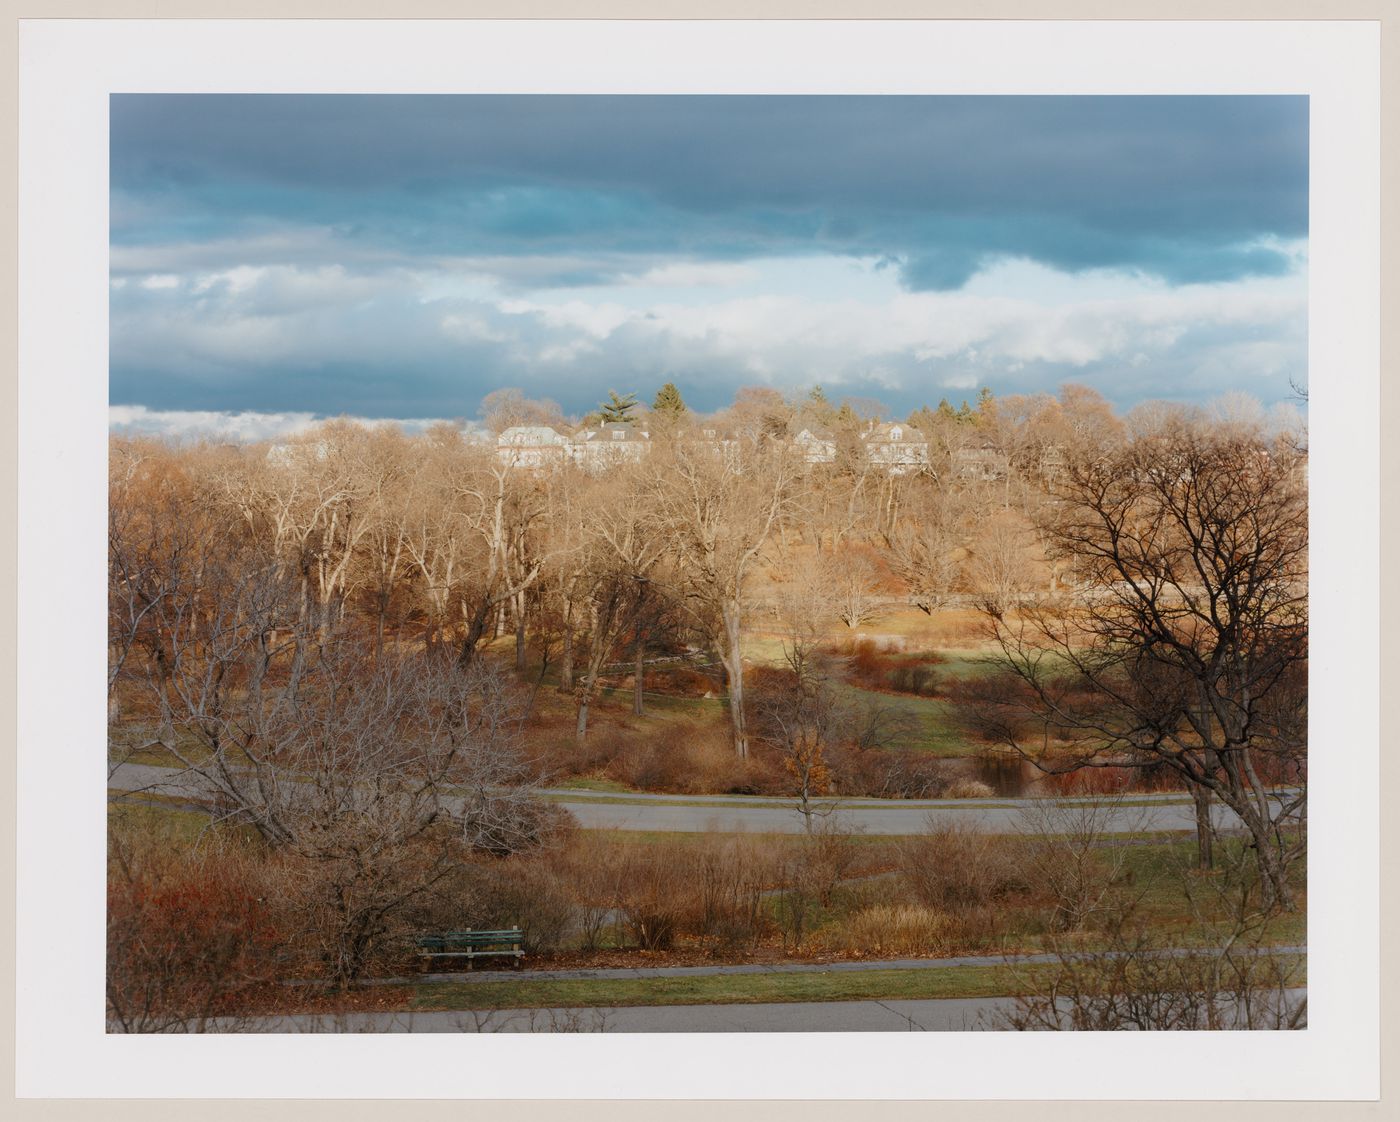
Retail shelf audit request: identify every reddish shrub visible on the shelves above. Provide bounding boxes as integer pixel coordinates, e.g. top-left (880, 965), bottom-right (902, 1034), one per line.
top-left (107, 831), bottom-right (285, 1031)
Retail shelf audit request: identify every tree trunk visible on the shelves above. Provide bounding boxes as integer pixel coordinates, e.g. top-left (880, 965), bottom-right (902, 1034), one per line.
top-left (374, 591), bottom-right (389, 662)
top-left (1215, 780), bottom-right (1295, 912)
top-left (1192, 785), bottom-right (1214, 871)
top-left (559, 624), bottom-right (574, 692)
top-left (633, 636), bottom-right (645, 716)
top-left (526, 644), bottom-right (551, 716)
top-left (575, 694), bottom-right (590, 742)
top-left (514, 589), bottom-right (527, 671)
top-left (575, 671), bottom-right (599, 743)
top-left (457, 599), bottom-right (492, 669)
top-left (721, 600), bottom-right (748, 758)
top-left (1251, 825), bottom-right (1294, 912)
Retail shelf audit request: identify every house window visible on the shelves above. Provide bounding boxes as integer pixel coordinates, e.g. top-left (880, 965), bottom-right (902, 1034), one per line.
top-left (612, 429), bottom-right (626, 440)
top-left (891, 427), bottom-right (902, 440)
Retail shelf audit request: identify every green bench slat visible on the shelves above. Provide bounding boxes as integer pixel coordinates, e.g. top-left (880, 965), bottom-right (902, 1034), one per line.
top-left (414, 929), bottom-right (525, 956)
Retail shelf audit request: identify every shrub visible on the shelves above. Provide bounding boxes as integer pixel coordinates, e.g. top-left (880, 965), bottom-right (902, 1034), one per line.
top-left (563, 846), bottom-right (626, 951)
top-left (944, 779), bottom-right (996, 799)
top-left (611, 845), bottom-right (700, 950)
top-left (601, 721), bottom-right (785, 795)
top-left (403, 852), bottom-right (581, 956)
top-left (886, 664), bottom-right (941, 697)
top-left (897, 823), bottom-right (1032, 914)
top-left (831, 746), bottom-right (945, 799)
top-left (692, 836), bottom-right (775, 949)
top-left (845, 638), bottom-right (885, 682)
top-left (107, 826), bottom-right (285, 1031)
top-left (467, 860), bottom-right (581, 954)
top-left (839, 640), bottom-right (944, 697)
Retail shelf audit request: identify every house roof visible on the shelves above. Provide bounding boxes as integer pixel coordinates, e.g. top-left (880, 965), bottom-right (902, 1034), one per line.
top-left (498, 424), bottom-right (571, 445)
top-left (864, 422), bottom-right (928, 444)
top-left (575, 421), bottom-right (650, 443)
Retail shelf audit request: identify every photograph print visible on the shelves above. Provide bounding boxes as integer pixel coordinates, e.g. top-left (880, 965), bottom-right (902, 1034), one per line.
top-left (106, 92), bottom-right (1308, 1034)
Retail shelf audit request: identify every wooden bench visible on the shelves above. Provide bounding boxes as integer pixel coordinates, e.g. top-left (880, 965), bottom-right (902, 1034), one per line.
top-left (415, 929), bottom-right (525, 971)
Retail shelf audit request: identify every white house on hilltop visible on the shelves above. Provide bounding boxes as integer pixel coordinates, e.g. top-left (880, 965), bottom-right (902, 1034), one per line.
top-left (571, 421), bottom-right (651, 470)
top-left (495, 424), bottom-right (573, 469)
top-left (491, 416), bottom-right (931, 475)
top-left (863, 422), bottom-right (930, 474)
top-left (792, 425), bottom-right (837, 464)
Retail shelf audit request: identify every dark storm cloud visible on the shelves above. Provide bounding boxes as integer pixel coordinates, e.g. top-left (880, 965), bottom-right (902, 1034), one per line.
top-left (112, 94), bottom-right (1307, 289)
top-left (109, 94), bottom-right (1309, 423)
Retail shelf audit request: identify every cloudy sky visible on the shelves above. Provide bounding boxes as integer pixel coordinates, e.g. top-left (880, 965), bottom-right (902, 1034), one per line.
top-left (110, 95), bottom-right (1307, 438)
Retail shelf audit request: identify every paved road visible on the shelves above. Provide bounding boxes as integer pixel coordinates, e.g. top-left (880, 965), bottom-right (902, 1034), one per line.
top-left (109, 761), bottom-right (1296, 837)
top-left (220, 986), bottom-right (1307, 1033)
top-left (225, 996), bottom-right (1023, 1032)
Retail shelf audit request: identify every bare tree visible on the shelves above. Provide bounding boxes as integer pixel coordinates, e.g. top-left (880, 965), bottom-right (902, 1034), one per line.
top-left (995, 841), bottom-right (1305, 1031)
top-left (107, 439), bottom-right (179, 743)
top-left (113, 486), bottom-right (549, 987)
top-left (752, 668), bottom-right (842, 831)
top-left (451, 454), bottom-right (554, 669)
top-left (591, 465), bottom-right (670, 718)
top-left (966, 415), bottom-right (1307, 909)
top-left (479, 387), bottom-right (566, 434)
top-left (882, 486), bottom-right (966, 615)
top-left (823, 550), bottom-right (883, 629)
top-left (771, 566), bottom-right (838, 688)
top-left (1016, 795), bottom-right (1145, 933)
top-left (571, 568), bottom-right (648, 742)
top-left (966, 512), bottom-right (1041, 615)
top-left (346, 426), bottom-right (413, 659)
top-left (219, 422), bottom-right (379, 645)
top-left (654, 436), bottom-right (801, 757)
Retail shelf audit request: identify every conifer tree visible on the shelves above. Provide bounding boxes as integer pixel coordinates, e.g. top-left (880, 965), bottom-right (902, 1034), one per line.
top-left (599, 390), bottom-right (639, 424)
top-left (652, 382), bottom-right (687, 417)
top-left (805, 385), bottom-right (837, 427)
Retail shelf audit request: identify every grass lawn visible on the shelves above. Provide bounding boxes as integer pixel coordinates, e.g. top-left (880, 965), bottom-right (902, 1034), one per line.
top-left (109, 738), bottom-right (200, 769)
top-left (410, 954), bottom-right (1305, 1011)
top-left (825, 680), bottom-right (970, 755)
top-left (411, 963), bottom-right (1058, 1011)
top-left (540, 789), bottom-right (1198, 811)
top-left (551, 776), bottom-right (636, 793)
top-left (107, 798), bottom-right (228, 844)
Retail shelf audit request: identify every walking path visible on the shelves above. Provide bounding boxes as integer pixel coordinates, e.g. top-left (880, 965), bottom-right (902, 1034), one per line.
top-left (401, 943), bottom-right (1305, 986)
top-left (259, 996), bottom-right (1023, 1033)
top-left (227, 985), bottom-right (1309, 1034)
top-left (110, 761), bottom-right (1298, 837)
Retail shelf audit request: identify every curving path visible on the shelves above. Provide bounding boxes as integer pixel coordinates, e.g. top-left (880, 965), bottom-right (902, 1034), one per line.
top-left (109, 761), bottom-right (1298, 837)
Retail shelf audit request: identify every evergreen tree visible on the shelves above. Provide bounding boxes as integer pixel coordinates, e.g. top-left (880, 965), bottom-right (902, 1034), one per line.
top-left (805, 385), bottom-right (837, 427)
top-left (957, 400), bottom-right (975, 424)
top-left (652, 382), bottom-right (688, 416)
top-left (599, 390), bottom-right (639, 424)
top-left (937, 398), bottom-right (957, 421)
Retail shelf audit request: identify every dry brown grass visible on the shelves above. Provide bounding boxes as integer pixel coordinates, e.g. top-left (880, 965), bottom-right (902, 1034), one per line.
top-left (827, 904), bottom-right (949, 956)
top-left (944, 779), bottom-right (997, 799)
